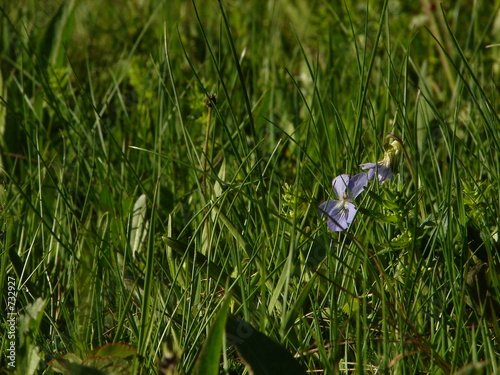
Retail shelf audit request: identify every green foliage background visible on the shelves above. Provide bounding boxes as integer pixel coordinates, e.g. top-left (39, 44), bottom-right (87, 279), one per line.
top-left (1, 0), bottom-right (499, 374)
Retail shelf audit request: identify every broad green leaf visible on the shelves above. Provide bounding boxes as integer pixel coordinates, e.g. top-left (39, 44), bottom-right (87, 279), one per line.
top-left (50, 345), bottom-right (135, 375)
top-left (88, 343), bottom-right (137, 360)
top-left (130, 194), bottom-right (148, 259)
top-left (195, 296), bottom-right (232, 375)
top-left (48, 353), bottom-right (83, 374)
top-left (83, 357), bottom-right (130, 374)
top-left (49, 353), bottom-right (106, 375)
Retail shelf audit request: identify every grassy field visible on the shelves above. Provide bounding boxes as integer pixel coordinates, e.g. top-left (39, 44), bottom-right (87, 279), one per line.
top-left (1, 0), bottom-right (500, 374)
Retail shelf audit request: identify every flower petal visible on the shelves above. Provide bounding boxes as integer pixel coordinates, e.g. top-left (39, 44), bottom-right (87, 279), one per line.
top-left (360, 162), bottom-right (377, 181)
top-left (318, 200), bottom-right (348, 231)
top-left (377, 165), bottom-right (393, 184)
top-left (360, 162), bottom-right (392, 184)
top-left (347, 172), bottom-right (368, 199)
top-left (345, 202), bottom-right (357, 225)
top-left (331, 174), bottom-right (350, 199)
top-left (318, 200), bottom-right (337, 218)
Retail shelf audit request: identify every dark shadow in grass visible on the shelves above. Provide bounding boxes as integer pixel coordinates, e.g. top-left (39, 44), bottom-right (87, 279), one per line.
top-left (226, 315), bottom-right (307, 375)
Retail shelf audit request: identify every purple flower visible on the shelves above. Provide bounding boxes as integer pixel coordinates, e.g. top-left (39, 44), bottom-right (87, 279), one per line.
top-left (360, 161), bottom-right (393, 185)
top-left (360, 136), bottom-right (403, 185)
top-left (319, 173), bottom-right (368, 231)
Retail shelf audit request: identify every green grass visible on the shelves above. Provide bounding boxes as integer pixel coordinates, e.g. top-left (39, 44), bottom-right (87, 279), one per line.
top-left (1, 0), bottom-right (500, 374)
